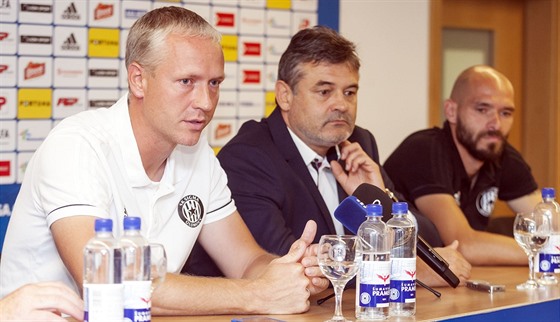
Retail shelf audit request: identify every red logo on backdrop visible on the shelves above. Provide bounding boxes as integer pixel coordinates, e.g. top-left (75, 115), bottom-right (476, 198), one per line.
top-left (0, 32), bottom-right (8, 41)
top-left (94, 3), bottom-right (113, 20)
top-left (242, 70), bottom-right (260, 84)
top-left (216, 12), bottom-right (235, 27)
top-left (24, 62), bottom-right (45, 80)
top-left (299, 19), bottom-right (310, 30)
top-left (0, 65), bottom-right (8, 73)
top-left (0, 160), bottom-right (11, 177)
top-left (57, 97), bottom-right (78, 106)
top-left (243, 42), bottom-right (261, 56)
top-left (243, 70), bottom-right (261, 84)
top-left (0, 97), bottom-right (6, 109)
top-left (215, 123), bottom-right (231, 140)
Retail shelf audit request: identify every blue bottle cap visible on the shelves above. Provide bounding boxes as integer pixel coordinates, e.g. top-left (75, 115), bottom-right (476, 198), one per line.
top-left (542, 187), bottom-right (556, 199)
top-left (392, 202), bottom-right (408, 214)
top-left (94, 218), bottom-right (113, 232)
top-left (123, 216), bottom-right (141, 230)
top-left (366, 203), bottom-right (383, 217)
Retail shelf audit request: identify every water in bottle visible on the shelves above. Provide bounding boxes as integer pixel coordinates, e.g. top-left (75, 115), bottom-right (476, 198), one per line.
top-left (387, 202), bottom-right (416, 317)
top-left (535, 187), bottom-right (560, 285)
top-left (121, 216), bottom-right (152, 322)
top-left (83, 218), bottom-right (123, 322)
top-left (355, 204), bottom-right (392, 320)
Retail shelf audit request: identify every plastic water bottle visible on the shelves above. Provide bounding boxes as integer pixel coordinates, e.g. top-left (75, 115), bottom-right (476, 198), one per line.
top-left (121, 216), bottom-right (152, 322)
top-left (387, 202), bottom-right (416, 317)
top-left (535, 187), bottom-right (560, 285)
top-left (355, 204), bottom-right (392, 320)
top-left (83, 218), bottom-right (123, 322)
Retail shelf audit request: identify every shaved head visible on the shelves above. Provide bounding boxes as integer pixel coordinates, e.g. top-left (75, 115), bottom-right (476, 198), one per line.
top-left (450, 65), bottom-right (514, 105)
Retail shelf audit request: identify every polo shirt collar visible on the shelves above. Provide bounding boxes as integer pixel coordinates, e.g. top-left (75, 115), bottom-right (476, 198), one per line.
top-left (115, 94), bottom-right (175, 188)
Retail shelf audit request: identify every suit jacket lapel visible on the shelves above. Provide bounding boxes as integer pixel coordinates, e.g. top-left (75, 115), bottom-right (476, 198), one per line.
top-left (266, 108), bottom-right (338, 234)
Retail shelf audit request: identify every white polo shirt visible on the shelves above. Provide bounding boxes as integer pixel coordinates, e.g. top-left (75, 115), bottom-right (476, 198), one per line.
top-left (0, 95), bottom-right (236, 297)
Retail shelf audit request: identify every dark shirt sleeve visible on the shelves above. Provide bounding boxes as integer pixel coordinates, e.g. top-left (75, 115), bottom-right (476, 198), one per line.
top-left (497, 144), bottom-right (538, 200)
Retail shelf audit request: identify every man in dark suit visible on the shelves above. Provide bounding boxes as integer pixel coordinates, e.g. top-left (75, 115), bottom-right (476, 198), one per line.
top-left (184, 26), bottom-right (471, 286)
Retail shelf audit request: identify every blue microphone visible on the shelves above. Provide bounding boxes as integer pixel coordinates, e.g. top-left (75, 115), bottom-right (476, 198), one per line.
top-left (334, 183), bottom-right (460, 288)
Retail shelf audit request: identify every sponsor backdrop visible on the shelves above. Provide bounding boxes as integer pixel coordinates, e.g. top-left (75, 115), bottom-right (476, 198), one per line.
top-left (0, 0), bottom-right (339, 251)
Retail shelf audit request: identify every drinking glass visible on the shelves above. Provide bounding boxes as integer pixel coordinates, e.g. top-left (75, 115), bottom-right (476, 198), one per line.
top-left (149, 243), bottom-right (167, 293)
top-left (513, 212), bottom-right (550, 290)
top-left (318, 235), bottom-right (361, 322)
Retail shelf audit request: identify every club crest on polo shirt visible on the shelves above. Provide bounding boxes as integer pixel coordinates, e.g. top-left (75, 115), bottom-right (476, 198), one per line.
top-left (476, 187), bottom-right (498, 217)
top-left (177, 195), bottom-right (204, 228)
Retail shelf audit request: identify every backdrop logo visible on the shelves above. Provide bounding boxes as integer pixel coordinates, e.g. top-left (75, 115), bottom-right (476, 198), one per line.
top-left (89, 99), bottom-right (116, 108)
top-left (20, 3), bottom-right (52, 13)
top-left (177, 195), bottom-right (204, 228)
top-left (243, 42), bottom-right (261, 56)
top-left (89, 69), bottom-right (118, 77)
top-left (0, 32), bottom-right (8, 40)
top-left (62, 33), bottom-right (80, 51)
top-left (19, 129), bottom-right (44, 142)
top-left (0, 160), bottom-right (10, 177)
top-left (242, 70), bottom-right (261, 84)
top-left (62, 2), bottom-right (80, 20)
top-left (57, 97), bottom-right (78, 106)
top-left (124, 8), bottom-right (146, 20)
top-left (221, 35), bottom-right (238, 62)
top-left (18, 88), bottom-right (52, 119)
top-left (94, 3), bottom-right (113, 20)
top-left (20, 35), bottom-right (51, 44)
top-left (88, 28), bottom-right (119, 57)
top-left (24, 62), bottom-right (45, 80)
top-left (215, 123), bottom-right (231, 140)
top-left (216, 12), bottom-right (235, 27)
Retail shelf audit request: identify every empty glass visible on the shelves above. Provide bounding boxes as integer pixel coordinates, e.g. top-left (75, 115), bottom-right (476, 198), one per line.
top-left (318, 235), bottom-right (361, 322)
top-left (513, 212), bottom-right (550, 289)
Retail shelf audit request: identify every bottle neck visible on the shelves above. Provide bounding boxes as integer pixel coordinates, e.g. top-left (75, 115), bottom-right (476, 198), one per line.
top-left (123, 229), bottom-right (141, 236)
top-left (95, 231), bottom-right (113, 237)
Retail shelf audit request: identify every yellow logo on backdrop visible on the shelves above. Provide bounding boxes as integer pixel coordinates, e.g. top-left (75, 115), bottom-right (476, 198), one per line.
top-left (18, 88), bottom-right (52, 119)
top-left (221, 35), bottom-right (238, 62)
top-left (267, 0), bottom-right (291, 9)
top-left (265, 91), bottom-right (276, 117)
top-left (88, 28), bottom-right (120, 57)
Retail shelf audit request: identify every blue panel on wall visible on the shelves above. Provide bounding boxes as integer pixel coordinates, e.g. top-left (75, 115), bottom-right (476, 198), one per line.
top-left (318, 0), bottom-right (340, 31)
top-left (0, 184), bottom-right (20, 252)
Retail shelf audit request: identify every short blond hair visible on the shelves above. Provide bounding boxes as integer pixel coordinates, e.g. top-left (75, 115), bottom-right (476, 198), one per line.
top-left (125, 6), bottom-right (221, 73)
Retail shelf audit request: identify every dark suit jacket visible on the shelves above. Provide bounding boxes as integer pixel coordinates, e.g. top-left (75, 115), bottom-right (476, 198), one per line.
top-left (182, 108), bottom-right (442, 277)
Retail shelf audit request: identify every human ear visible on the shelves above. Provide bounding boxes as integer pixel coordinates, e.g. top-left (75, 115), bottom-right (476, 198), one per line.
top-left (275, 80), bottom-right (293, 111)
top-left (443, 99), bottom-right (458, 124)
top-left (128, 62), bottom-right (145, 99)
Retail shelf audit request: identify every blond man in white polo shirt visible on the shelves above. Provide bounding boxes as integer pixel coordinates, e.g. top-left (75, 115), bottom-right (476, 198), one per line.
top-left (0, 6), bottom-right (328, 316)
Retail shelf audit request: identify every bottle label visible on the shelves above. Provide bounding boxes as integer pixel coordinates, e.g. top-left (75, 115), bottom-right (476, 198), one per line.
top-left (358, 260), bottom-right (391, 308)
top-left (124, 280), bottom-right (152, 322)
top-left (537, 234), bottom-right (560, 273)
top-left (390, 258), bottom-right (416, 303)
top-left (84, 283), bottom-right (124, 322)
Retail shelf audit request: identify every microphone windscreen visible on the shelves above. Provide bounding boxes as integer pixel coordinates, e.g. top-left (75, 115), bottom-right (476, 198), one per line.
top-left (352, 183), bottom-right (393, 219)
top-left (333, 196), bottom-right (367, 234)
